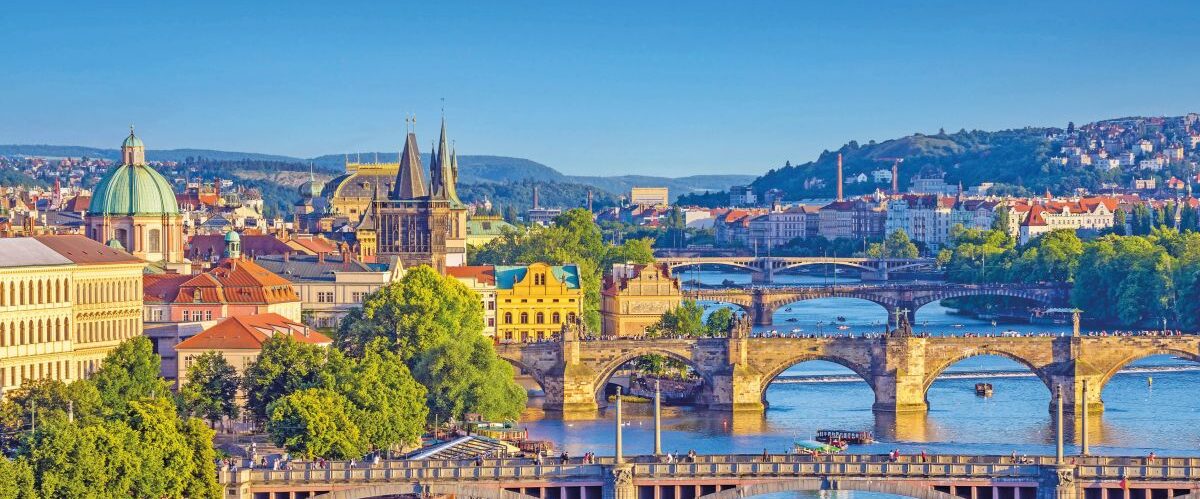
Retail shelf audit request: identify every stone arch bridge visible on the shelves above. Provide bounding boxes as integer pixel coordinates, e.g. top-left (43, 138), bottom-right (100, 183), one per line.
top-left (495, 330), bottom-right (1200, 417)
top-left (692, 283), bottom-right (1070, 326)
top-left (659, 256), bottom-right (937, 283)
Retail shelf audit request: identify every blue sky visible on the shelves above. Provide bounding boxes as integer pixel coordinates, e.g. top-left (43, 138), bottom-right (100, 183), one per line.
top-left (2, 1), bottom-right (1198, 176)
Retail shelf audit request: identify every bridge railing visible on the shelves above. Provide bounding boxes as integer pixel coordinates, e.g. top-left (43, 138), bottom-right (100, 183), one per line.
top-left (220, 455), bottom-right (1200, 486)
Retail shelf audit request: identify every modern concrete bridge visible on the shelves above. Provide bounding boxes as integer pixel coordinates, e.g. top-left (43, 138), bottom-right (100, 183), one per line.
top-left (690, 282), bottom-right (1069, 326)
top-left (218, 454), bottom-right (1200, 499)
top-left (494, 328), bottom-right (1200, 418)
top-left (658, 256), bottom-right (937, 282)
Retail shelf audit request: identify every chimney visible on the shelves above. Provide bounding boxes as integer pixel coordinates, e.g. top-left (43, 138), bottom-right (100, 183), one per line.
top-left (892, 161), bottom-right (899, 194)
top-left (283, 251), bottom-right (290, 262)
top-left (836, 153), bottom-right (844, 201)
top-left (318, 252), bottom-right (325, 264)
top-left (533, 185), bottom-right (540, 210)
top-left (587, 189), bottom-right (594, 212)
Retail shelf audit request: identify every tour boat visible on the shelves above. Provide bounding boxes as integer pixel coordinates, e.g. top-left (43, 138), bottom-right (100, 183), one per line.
top-left (836, 325), bottom-right (851, 331)
top-left (815, 429), bottom-right (874, 445)
top-left (952, 324), bottom-right (964, 328)
top-left (785, 307), bottom-right (793, 312)
top-left (794, 439), bottom-right (844, 454)
top-left (790, 328), bottom-right (803, 333)
top-left (785, 317), bottom-right (799, 323)
top-left (975, 383), bottom-right (994, 397)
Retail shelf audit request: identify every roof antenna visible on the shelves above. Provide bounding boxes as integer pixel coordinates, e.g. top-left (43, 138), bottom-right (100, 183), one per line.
top-left (309, 161), bottom-right (314, 181)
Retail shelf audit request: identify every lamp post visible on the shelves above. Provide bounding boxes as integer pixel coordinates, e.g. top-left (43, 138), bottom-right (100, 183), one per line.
top-left (615, 387), bottom-right (624, 464)
top-left (1055, 384), bottom-right (1064, 464)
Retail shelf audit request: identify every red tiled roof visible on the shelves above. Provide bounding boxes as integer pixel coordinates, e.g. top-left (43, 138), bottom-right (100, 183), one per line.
top-left (288, 236), bottom-right (339, 254)
top-left (175, 313), bottom-right (330, 351)
top-left (66, 195), bottom-right (90, 212)
top-left (446, 265), bottom-right (496, 285)
top-left (145, 257), bottom-right (299, 305)
top-left (32, 235), bottom-right (142, 265)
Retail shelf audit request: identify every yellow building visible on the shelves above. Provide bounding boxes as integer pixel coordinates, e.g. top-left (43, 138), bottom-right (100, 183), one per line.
top-left (630, 187), bottom-right (670, 207)
top-left (494, 263), bottom-right (582, 343)
top-left (0, 235), bottom-right (145, 393)
top-left (601, 263), bottom-right (682, 337)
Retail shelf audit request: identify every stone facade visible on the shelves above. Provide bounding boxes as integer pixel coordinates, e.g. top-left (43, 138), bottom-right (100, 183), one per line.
top-left (600, 263), bottom-right (682, 337)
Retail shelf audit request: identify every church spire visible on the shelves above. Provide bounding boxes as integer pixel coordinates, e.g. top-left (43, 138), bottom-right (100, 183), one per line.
top-left (391, 118), bottom-right (428, 200)
top-left (430, 115), bottom-right (461, 204)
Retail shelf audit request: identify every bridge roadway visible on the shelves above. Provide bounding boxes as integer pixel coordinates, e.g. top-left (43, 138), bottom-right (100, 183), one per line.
top-left (218, 453), bottom-right (1200, 499)
top-left (494, 331), bottom-right (1200, 418)
top-left (658, 256), bottom-right (938, 283)
top-left (688, 282), bottom-right (1070, 326)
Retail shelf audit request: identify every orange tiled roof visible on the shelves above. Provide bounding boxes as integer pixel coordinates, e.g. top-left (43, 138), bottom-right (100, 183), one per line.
top-left (32, 235), bottom-right (141, 265)
top-left (175, 313), bottom-right (330, 351)
top-left (446, 265), bottom-right (496, 285)
top-left (145, 257), bottom-right (299, 305)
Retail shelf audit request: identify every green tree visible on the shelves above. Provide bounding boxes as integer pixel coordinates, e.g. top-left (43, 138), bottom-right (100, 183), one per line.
top-left (705, 307), bottom-right (736, 335)
top-left (338, 266), bottom-right (527, 421)
top-left (125, 398), bottom-right (200, 498)
top-left (1113, 208), bottom-right (1127, 235)
top-left (243, 335), bottom-right (330, 421)
top-left (333, 341), bottom-right (428, 453)
top-left (648, 300), bottom-right (707, 337)
top-left (180, 352), bottom-right (241, 427)
top-left (266, 388), bottom-right (365, 460)
top-left (30, 420), bottom-right (137, 497)
top-left (90, 337), bottom-right (172, 416)
top-left (179, 417), bottom-right (222, 499)
top-left (0, 458), bottom-right (34, 499)
top-left (868, 230), bottom-right (919, 258)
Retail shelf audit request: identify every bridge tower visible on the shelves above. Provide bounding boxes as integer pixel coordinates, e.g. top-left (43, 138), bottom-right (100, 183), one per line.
top-left (547, 321), bottom-right (602, 416)
top-left (873, 313), bottom-right (930, 413)
top-left (708, 316), bottom-right (767, 413)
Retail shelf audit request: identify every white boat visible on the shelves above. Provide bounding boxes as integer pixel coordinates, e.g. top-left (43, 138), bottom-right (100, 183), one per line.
top-left (836, 325), bottom-right (851, 331)
top-left (791, 328), bottom-right (803, 333)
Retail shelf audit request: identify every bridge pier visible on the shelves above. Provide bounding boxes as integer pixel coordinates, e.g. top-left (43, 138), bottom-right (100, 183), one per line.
top-left (1037, 465), bottom-right (1080, 499)
top-left (872, 335), bottom-right (930, 414)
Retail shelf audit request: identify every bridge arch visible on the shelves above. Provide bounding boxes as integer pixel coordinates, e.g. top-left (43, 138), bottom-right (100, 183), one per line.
top-left (313, 482), bottom-right (537, 499)
top-left (910, 288), bottom-right (1059, 314)
top-left (921, 348), bottom-right (1053, 396)
top-left (773, 261), bottom-right (874, 274)
top-left (757, 352), bottom-right (876, 407)
top-left (698, 477), bottom-right (963, 499)
top-left (762, 294), bottom-right (895, 317)
top-left (669, 261), bottom-right (761, 275)
top-left (1094, 348), bottom-right (1200, 394)
top-left (591, 346), bottom-right (712, 405)
top-left (499, 356), bottom-right (549, 395)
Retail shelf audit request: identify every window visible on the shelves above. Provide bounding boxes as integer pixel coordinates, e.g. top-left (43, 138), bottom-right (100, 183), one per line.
top-left (552, 312), bottom-right (561, 324)
top-left (182, 310), bottom-right (190, 322)
top-left (504, 312), bottom-right (513, 324)
top-left (317, 292), bottom-right (335, 303)
top-left (487, 300), bottom-right (495, 310)
top-left (536, 312), bottom-right (544, 324)
top-left (487, 318), bottom-right (495, 327)
top-left (204, 310), bottom-right (213, 321)
top-left (148, 229), bottom-right (161, 253)
top-left (519, 312), bottom-right (528, 324)
top-left (352, 292), bottom-right (365, 302)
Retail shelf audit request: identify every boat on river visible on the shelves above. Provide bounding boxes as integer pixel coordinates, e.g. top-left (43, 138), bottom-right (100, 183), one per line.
top-left (815, 429), bottom-right (874, 445)
top-left (836, 325), bottom-right (850, 331)
top-left (793, 439), bottom-right (844, 454)
top-left (975, 382), bottom-right (994, 397)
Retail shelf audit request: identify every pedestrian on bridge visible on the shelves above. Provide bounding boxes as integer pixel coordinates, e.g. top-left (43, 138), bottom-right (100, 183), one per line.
top-left (762, 448), bottom-right (769, 462)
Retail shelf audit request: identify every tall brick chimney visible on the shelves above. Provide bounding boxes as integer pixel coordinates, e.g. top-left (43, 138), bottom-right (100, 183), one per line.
top-left (892, 161), bottom-right (899, 194)
top-left (836, 153), bottom-right (844, 201)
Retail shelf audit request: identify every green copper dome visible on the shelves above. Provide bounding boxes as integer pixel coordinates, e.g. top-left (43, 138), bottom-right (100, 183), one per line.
top-left (122, 131), bottom-right (144, 148)
top-left (87, 163), bottom-right (180, 216)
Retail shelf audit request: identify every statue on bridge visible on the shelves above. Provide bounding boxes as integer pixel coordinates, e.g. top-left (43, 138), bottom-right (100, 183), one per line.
top-left (731, 314), bottom-right (752, 338)
top-left (888, 307), bottom-right (913, 338)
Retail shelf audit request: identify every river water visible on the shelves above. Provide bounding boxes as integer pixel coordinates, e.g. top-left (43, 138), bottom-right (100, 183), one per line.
top-left (517, 270), bottom-right (1200, 465)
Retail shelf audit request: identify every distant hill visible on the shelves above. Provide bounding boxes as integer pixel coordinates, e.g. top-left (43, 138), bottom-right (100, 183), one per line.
top-left (750, 128), bottom-right (1058, 199)
top-left (2, 145), bottom-right (754, 200)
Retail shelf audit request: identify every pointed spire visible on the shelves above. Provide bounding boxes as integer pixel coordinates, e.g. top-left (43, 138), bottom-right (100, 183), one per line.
top-left (430, 115), bottom-right (460, 204)
top-left (391, 127), bottom-right (427, 200)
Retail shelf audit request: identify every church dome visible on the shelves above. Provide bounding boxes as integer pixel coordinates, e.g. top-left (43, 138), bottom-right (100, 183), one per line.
top-left (87, 163), bottom-right (180, 216)
top-left (122, 132), bottom-right (144, 149)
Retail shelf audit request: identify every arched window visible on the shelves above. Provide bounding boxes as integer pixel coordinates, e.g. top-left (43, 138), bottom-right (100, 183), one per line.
top-left (552, 312), bottom-right (561, 324)
top-left (567, 312), bottom-right (577, 324)
top-left (114, 228), bottom-right (128, 251)
top-left (536, 312), bottom-right (544, 324)
top-left (148, 229), bottom-right (161, 253)
top-left (520, 312), bottom-right (529, 324)
top-left (504, 312), bottom-right (513, 324)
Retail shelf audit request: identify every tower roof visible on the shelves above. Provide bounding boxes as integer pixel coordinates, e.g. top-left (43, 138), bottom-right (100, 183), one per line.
top-left (391, 132), bottom-right (427, 200)
top-left (122, 126), bottom-right (144, 149)
top-left (430, 116), bottom-right (464, 207)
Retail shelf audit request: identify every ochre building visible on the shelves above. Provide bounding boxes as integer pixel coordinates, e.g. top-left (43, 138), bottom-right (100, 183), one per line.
top-left (0, 235), bottom-right (145, 394)
top-left (494, 263), bottom-right (582, 343)
top-left (601, 263), bottom-right (682, 337)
